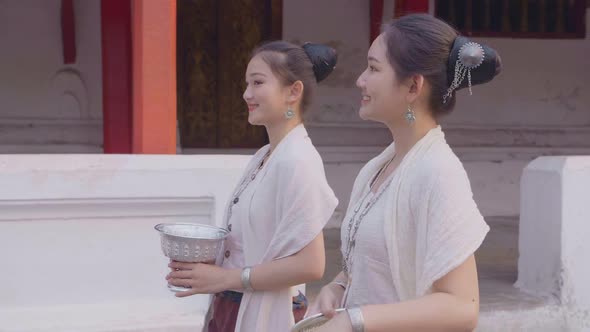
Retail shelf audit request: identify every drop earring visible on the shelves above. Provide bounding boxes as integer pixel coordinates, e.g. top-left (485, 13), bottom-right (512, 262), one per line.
top-left (404, 105), bottom-right (416, 124)
top-left (285, 106), bottom-right (295, 119)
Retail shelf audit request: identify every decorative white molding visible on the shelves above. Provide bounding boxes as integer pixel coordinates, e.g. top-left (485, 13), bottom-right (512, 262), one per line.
top-left (184, 145), bottom-right (590, 164)
top-left (305, 123), bottom-right (590, 148)
top-left (0, 118), bottom-right (102, 146)
top-left (0, 144), bottom-right (102, 154)
top-left (0, 117), bottom-right (102, 125)
top-left (48, 68), bottom-right (90, 119)
top-left (0, 197), bottom-right (214, 222)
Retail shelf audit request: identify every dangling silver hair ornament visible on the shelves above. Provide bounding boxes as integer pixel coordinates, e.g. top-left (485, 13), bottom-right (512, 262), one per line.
top-left (443, 42), bottom-right (485, 104)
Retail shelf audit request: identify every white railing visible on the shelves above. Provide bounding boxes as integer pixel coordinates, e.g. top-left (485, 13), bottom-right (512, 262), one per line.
top-left (516, 156), bottom-right (590, 330)
top-left (0, 154), bottom-right (251, 332)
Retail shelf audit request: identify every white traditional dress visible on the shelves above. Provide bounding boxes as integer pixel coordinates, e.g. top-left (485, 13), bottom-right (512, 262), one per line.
top-left (204, 124), bottom-right (338, 331)
top-left (341, 126), bottom-right (489, 305)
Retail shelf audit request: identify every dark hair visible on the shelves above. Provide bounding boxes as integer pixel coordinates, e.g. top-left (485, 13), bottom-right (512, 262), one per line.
top-left (382, 14), bottom-right (501, 116)
top-left (251, 41), bottom-right (337, 113)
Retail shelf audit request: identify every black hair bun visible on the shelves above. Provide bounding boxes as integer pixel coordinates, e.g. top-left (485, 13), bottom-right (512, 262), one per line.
top-left (448, 36), bottom-right (502, 90)
top-left (302, 43), bottom-right (338, 83)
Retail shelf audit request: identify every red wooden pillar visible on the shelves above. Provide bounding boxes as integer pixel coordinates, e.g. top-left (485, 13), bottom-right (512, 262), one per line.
top-left (395, 0), bottom-right (429, 18)
top-left (370, 0), bottom-right (384, 43)
top-left (101, 0), bottom-right (133, 153)
top-left (132, 0), bottom-right (176, 154)
top-left (131, 0), bottom-right (177, 154)
top-left (61, 0), bottom-right (76, 64)
top-left (370, 0), bottom-right (431, 42)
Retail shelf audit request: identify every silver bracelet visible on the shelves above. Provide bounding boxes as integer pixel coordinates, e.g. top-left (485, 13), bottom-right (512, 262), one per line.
top-left (347, 306), bottom-right (365, 332)
top-left (241, 266), bottom-right (254, 292)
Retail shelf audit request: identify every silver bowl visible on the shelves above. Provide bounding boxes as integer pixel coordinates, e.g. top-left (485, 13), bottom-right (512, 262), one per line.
top-left (291, 308), bottom-right (346, 332)
top-left (154, 223), bottom-right (229, 264)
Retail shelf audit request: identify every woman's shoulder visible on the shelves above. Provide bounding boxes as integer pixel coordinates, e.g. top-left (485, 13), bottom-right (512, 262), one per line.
top-left (254, 144), bottom-right (271, 156)
top-left (276, 137), bottom-right (323, 165)
top-left (410, 143), bottom-right (470, 192)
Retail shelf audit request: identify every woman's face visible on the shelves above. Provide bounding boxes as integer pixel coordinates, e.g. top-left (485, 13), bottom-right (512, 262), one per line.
top-left (243, 53), bottom-right (292, 126)
top-left (356, 34), bottom-right (410, 124)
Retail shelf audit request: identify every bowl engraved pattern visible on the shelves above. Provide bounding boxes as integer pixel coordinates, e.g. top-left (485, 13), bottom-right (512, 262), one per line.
top-left (155, 223), bottom-right (228, 263)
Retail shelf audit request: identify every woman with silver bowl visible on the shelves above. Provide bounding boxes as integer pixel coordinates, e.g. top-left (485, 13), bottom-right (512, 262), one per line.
top-left (166, 40), bottom-right (339, 332)
top-left (307, 14), bottom-right (502, 331)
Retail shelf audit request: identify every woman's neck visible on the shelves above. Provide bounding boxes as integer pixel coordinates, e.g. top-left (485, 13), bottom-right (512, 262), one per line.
top-left (265, 119), bottom-right (303, 153)
top-left (385, 116), bottom-right (437, 158)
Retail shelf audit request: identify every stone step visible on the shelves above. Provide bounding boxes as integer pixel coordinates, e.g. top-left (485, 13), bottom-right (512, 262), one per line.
top-left (476, 216), bottom-right (519, 277)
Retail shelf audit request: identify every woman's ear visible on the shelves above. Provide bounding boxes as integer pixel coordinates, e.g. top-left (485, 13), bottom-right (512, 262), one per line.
top-left (406, 74), bottom-right (425, 105)
top-left (286, 80), bottom-right (304, 104)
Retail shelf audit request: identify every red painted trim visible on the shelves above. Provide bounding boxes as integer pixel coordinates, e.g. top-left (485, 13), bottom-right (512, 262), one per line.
top-left (396, 0), bottom-right (429, 18)
top-left (403, 0), bottom-right (429, 14)
top-left (394, 0), bottom-right (405, 18)
top-left (61, 0), bottom-right (76, 64)
top-left (372, 0), bottom-right (429, 43)
top-left (370, 0), bottom-right (384, 42)
top-left (101, 0), bottom-right (133, 153)
top-left (573, 0), bottom-right (587, 39)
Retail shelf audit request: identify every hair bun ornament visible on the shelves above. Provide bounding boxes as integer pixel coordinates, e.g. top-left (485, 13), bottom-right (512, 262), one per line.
top-left (444, 36), bottom-right (501, 104)
top-left (302, 42), bottom-right (338, 83)
top-left (459, 42), bottom-right (485, 68)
